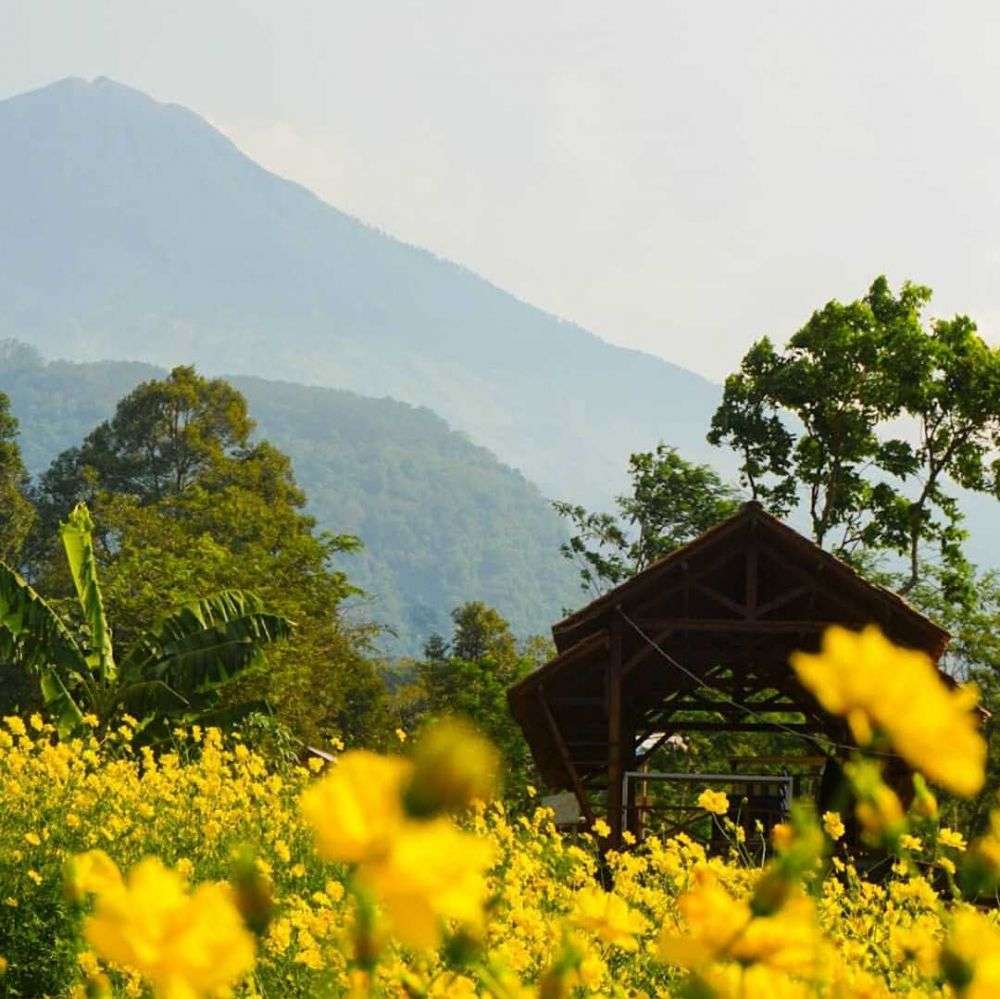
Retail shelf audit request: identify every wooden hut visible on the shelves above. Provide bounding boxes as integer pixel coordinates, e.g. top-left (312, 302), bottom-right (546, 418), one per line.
top-left (507, 501), bottom-right (950, 849)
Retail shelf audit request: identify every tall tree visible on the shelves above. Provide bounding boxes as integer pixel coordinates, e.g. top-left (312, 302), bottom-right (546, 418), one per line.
top-left (554, 443), bottom-right (740, 595)
top-left (30, 369), bottom-right (391, 749)
top-left (0, 391), bottom-right (34, 563)
top-left (402, 601), bottom-right (547, 801)
top-left (32, 365), bottom-right (253, 533)
top-left (709, 276), bottom-right (1000, 593)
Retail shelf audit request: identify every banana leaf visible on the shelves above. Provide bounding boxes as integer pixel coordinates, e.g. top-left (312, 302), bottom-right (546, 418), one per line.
top-left (0, 562), bottom-right (93, 736)
top-left (123, 590), bottom-right (292, 696)
top-left (60, 504), bottom-right (116, 683)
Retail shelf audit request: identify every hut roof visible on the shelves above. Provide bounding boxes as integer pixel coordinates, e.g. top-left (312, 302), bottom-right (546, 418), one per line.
top-left (509, 501), bottom-right (950, 792)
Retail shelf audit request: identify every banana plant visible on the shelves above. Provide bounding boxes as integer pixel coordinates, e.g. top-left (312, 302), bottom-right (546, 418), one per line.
top-left (0, 504), bottom-right (292, 738)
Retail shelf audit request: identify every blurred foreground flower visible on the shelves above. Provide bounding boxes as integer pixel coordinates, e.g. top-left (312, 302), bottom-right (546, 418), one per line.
top-left (72, 853), bottom-right (255, 998)
top-left (569, 885), bottom-right (649, 951)
top-left (300, 751), bottom-right (411, 864)
top-left (790, 625), bottom-right (985, 796)
top-left (404, 717), bottom-right (499, 816)
top-left (300, 720), bottom-right (497, 950)
top-left (659, 867), bottom-right (818, 979)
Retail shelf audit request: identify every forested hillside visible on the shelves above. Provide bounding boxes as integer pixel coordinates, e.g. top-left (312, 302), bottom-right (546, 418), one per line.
top-left (0, 76), bottom-right (722, 508)
top-left (0, 342), bottom-right (578, 651)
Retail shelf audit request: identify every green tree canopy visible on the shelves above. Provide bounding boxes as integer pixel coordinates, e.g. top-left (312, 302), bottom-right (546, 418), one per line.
top-left (554, 443), bottom-right (741, 595)
top-left (398, 601), bottom-right (550, 803)
top-left (29, 369), bottom-right (392, 750)
top-left (0, 391), bottom-right (34, 564)
top-left (708, 276), bottom-right (1000, 596)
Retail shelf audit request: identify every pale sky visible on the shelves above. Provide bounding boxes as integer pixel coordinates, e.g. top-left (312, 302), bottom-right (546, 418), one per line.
top-left (6, 1), bottom-right (1000, 379)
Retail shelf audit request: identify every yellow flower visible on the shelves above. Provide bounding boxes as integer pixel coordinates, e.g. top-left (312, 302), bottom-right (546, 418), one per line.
top-left (938, 828), bottom-right (967, 851)
top-left (404, 718), bottom-right (499, 816)
top-left (395, 727), bottom-right (408, 743)
top-left (23, 831), bottom-right (41, 847)
top-left (939, 910), bottom-right (1000, 997)
top-left (299, 751), bottom-right (412, 864)
top-left (70, 850), bottom-right (124, 898)
top-left (900, 834), bottom-right (924, 852)
top-left (569, 885), bottom-right (649, 951)
top-left (83, 856), bottom-right (255, 998)
top-left (428, 973), bottom-right (477, 997)
top-left (771, 823), bottom-right (794, 851)
top-left (822, 811), bottom-right (845, 841)
top-left (659, 867), bottom-right (817, 975)
top-left (697, 788), bottom-right (729, 816)
top-left (790, 625), bottom-right (985, 796)
top-left (29, 713), bottom-right (44, 732)
top-left (591, 818), bottom-right (611, 839)
top-left (360, 818), bottom-right (494, 949)
top-left (3, 716), bottom-right (26, 737)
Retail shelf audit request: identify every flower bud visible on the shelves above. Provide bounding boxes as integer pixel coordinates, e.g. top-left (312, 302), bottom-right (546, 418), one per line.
top-left (403, 719), bottom-right (499, 818)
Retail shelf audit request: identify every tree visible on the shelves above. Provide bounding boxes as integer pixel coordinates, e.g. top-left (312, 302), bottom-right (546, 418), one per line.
top-left (31, 365), bottom-right (253, 540)
top-left (450, 601), bottom-right (518, 664)
top-left (0, 391), bottom-right (34, 564)
top-left (709, 277), bottom-right (1000, 594)
top-left (29, 368), bottom-right (392, 750)
top-left (554, 444), bottom-right (741, 595)
top-left (0, 504), bottom-right (291, 738)
top-left (400, 602), bottom-right (549, 801)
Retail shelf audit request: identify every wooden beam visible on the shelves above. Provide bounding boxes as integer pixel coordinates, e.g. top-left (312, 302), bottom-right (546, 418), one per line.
top-left (745, 538), bottom-right (758, 616)
top-left (606, 614), bottom-right (625, 849)
top-left (659, 720), bottom-right (815, 733)
top-left (633, 618), bottom-right (827, 634)
top-left (622, 623), bottom-right (676, 678)
top-left (537, 686), bottom-right (596, 826)
top-left (664, 698), bottom-right (809, 715)
top-left (693, 581), bottom-right (748, 618)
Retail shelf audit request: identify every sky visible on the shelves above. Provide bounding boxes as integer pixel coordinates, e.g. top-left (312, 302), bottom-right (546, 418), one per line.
top-left (5, 1), bottom-right (1000, 380)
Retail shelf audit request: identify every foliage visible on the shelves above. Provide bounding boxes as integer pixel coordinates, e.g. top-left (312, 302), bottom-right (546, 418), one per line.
top-left (0, 391), bottom-right (34, 564)
top-left (31, 365), bottom-right (253, 538)
top-left (0, 635), bottom-right (998, 999)
top-left (0, 344), bottom-right (579, 653)
top-left (20, 366), bottom-right (394, 750)
top-left (709, 276), bottom-right (1000, 594)
top-left (394, 602), bottom-right (550, 803)
top-left (554, 443), bottom-right (741, 595)
top-left (0, 503), bottom-right (291, 739)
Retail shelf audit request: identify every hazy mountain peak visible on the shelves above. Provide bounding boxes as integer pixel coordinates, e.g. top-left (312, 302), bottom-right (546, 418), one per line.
top-left (0, 76), bottom-right (722, 507)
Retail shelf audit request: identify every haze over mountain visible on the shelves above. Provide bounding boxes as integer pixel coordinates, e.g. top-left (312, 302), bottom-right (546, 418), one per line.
top-left (1, 76), bottom-right (997, 573)
top-left (0, 341), bottom-right (578, 653)
top-left (0, 76), bottom-right (722, 509)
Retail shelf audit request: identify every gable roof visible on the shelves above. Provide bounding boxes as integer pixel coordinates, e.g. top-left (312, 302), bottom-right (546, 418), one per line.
top-left (551, 501), bottom-right (949, 658)
top-left (509, 501), bottom-right (952, 791)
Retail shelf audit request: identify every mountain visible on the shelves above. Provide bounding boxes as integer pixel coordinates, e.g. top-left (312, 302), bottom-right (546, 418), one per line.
top-left (0, 76), bottom-right (723, 509)
top-left (0, 342), bottom-right (579, 653)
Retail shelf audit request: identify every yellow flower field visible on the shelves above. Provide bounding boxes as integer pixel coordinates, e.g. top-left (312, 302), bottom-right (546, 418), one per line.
top-left (0, 627), bottom-right (998, 997)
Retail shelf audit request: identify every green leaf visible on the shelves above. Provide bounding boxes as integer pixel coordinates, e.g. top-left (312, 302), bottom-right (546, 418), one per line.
top-left (127, 590), bottom-right (292, 697)
top-left (59, 503), bottom-right (116, 683)
top-left (39, 668), bottom-right (85, 739)
top-left (0, 561), bottom-right (88, 675)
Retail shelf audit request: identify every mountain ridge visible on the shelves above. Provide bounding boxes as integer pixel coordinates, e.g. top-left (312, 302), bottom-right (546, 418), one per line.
top-left (0, 341), bottom-right (579, 653)
top-left (0, 76), bottom-right (723, 508)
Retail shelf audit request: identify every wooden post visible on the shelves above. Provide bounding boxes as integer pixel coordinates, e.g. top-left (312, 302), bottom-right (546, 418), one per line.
top-left (607, 611), bottom-right (625, 850)
top-left (537, 686), bottom-right (596, 827)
